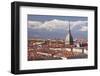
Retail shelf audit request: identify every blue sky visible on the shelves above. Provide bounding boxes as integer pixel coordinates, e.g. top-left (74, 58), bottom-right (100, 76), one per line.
top-left (28, 14), bottom-right (87, 21)
top-left (28, 15), bottom-right (88, 40)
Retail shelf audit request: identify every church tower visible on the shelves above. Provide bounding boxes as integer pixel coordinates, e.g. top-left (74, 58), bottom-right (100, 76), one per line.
top-left (65, 21), bottom-right (73, 45)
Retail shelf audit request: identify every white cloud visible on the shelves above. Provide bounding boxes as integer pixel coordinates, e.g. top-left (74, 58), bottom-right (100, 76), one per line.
top-left (28, 19), bottom-right (88, 32)
top-left (71, 21), bottom-right (87, 29)
top-left (28, 21), bottom-right (42, 29)
top-left (40, 19), bottom-right (68, 31)
top-left (79, 26), bottom-right (88, 31)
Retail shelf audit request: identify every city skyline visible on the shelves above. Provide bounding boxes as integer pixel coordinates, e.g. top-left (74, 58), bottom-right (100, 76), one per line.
top-left (27, 15), bottom-right (88, 61)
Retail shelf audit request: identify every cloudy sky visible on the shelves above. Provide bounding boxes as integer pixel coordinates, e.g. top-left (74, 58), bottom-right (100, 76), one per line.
top-left (28, 15), bottom-right (88, 40)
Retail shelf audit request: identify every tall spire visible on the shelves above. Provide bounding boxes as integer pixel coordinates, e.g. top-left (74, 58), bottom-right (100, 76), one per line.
top-left (69, 21), bottom-right (70, 33)
top-left (65, 21), bottom-right (73, 45)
